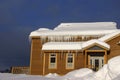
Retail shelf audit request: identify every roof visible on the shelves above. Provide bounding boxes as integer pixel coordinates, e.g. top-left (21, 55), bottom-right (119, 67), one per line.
top-left (42, 42), bottom-right (83, 50)
top-left (82, 39), bottom-right (110, 50)
top-left (30, 30), bottom-right (117, 37)
top-left (99, 30), bottom-right (120, 42)
top-left (54, 22), bottom-right (117, 31)
top-left (29, 22), bottom-right (118, 37)
top-left (42, 40), bottom-right (110, 50)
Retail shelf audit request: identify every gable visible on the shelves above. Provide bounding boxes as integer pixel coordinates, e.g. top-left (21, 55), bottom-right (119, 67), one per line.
top-left (99, 31), bottom-right (120, 42)
top-left (83, 43), bottom-right (110, 50)
top-left (87, 45), bottom-right (105, 50)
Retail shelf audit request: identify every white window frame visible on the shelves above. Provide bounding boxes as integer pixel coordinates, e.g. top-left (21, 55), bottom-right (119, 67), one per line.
top-left (66, 53), bottom-right (74, 69)
top-left (49, 53), bottom-right (57, 69)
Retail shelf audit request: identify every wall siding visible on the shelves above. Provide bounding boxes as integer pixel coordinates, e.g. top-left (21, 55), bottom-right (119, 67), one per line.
top-left (30, 37), bottom-right (43, 75)
top-left (107, 35), bottom-right (120, 59)
top-left (30, 35), bottom-right (120, 75)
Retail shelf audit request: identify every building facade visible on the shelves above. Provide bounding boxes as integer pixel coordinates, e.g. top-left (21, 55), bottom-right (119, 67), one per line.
top-left (29, 22), bottom-right (120, 75)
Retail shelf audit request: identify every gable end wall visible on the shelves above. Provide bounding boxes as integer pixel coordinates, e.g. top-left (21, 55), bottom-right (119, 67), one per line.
top-left (106, 35), bottom-right (120, 59)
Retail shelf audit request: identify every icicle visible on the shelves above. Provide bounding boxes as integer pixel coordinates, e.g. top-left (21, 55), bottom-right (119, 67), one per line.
top-left (76, 50), bottom-right (78, 56)
top-left (63, 36), bottom-right (64, 41)
top-left (48, 36), bottom-right (54, 42)
top-left (40, 36), bottom-right (43, 59)
top-left (60, 50), bottom-right (63, 60)
top-left (82, 36), bottom-right (85, 41)
top-left (76, 50), bottom-right (78, 60)
top-left (40, 36), bottom-right (47, 44)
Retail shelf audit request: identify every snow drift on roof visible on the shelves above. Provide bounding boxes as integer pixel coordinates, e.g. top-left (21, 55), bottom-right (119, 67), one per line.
top-left (54, 22), bottom-right (117, 31)
top-left (38, 28), bottom-right (51, 31)
top-left (42, 42), bottom-right (83, 50)
top-left (99, 30), bottom-right (120, 42)
top-left (82, 39), bottom-right (110, 49)
top-left (30, 30), bottom-right (117, 37)
top-left (42, 40), bottom-right (110, 50)
top-left (29, 22), bottom-right (118, 37)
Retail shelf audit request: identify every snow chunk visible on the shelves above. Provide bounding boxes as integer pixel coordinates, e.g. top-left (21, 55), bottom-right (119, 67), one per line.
top-left (64, 68), bottom-right (93, 79)
top-left (95, 64), bottom-right (108, 80)
top-left (37, 28), bottom-right (51, 31)
top-left (107, 56), bottom-right (120, 79)
top-left (45, 73), bottom-right (59, 78)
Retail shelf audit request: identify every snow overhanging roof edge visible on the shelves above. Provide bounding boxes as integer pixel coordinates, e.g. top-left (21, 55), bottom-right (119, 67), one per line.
top-left (29, 22), bottom-right (118, 37)
top-left (42, 40), bottom-right (110, 50)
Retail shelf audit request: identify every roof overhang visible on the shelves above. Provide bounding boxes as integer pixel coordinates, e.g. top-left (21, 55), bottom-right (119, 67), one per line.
top-left (42, 40), bottom-right (110, 51)
top-left (42, 42), bottom-right (82, 50)
top-left (82, 39), bottom-right (110, 50)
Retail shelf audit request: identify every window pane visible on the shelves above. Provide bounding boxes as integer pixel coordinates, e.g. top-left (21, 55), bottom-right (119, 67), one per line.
top-left (68, 53), bottom-right (73, 56)
top-left (51, 58), bottom-right (55, 63)
top-left (68, 58), bottom-right (73, 63)
top-left (49, 53), bottom-right (56, 69)
top-left (66, 53), bottom-right (74, 69)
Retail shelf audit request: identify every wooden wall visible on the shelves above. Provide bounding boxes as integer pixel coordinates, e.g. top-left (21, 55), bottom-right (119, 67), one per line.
top-left (43, 52), bottom-right (84, 75)
top-left (30, 37), bottom-right (43, 75)
top-left (29, 34), bottom-right (120, 75)
top-left (107, 35), bottom-right (120, 59)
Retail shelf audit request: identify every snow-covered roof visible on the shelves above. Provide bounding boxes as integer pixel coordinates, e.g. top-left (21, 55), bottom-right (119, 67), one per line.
top-left (99, 30), bottom-right (120, 42)
top-left (30, 30), bottom-right (117, 37)
top-left (42, 40), bottom-right (110, 50)
top-left (42, 42), bottom-right (83, 50)
top-left (82, 39), bottom-right (110, 50)
top-left (29, 22), bottom-right (118, 37)
top-left (54, 22), bottom-right (117, 31)
top-left (38, 28), bottom-right (51, 31)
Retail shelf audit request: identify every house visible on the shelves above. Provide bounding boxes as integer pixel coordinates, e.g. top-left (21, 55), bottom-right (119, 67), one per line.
top-left (29, 22), bottom-right (120, 75)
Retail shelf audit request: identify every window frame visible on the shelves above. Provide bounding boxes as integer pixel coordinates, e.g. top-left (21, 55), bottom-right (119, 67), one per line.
top-left (49, 53), bottom-right (57, 69)
top-left (66, 53), bottom-right (74, 69)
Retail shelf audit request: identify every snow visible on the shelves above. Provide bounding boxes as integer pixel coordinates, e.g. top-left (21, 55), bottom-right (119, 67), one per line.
top-left (1, 56), bottom-right (120, 80)
top-left (29, 22), bottom-right (118, 37)
top-left (107, 56), bottom-right (120, 79)
top-left (82, 39), bottom-right (110, 50)
top-left (38, 28), bottom-right (51, 31)
top-left (54, 22), bottom-right (117, 31)
top-left (42, 42), bottom-right (83, 50)
top-left (30, 30), bottom-right (117, 37)
top-left (99, 30), bottom-right (120, 42)
top-left (42, 40), bottom-right (110, 50)
top-left (64, 68), bottom-right (93, 78)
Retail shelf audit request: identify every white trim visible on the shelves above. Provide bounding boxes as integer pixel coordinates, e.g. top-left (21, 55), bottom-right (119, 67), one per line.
top-left (43, 53), bottom-right (46, 75)
top-left (66, 53), bottom-right (74, 69)
top-left (49, 53), bottom-right (57, 69)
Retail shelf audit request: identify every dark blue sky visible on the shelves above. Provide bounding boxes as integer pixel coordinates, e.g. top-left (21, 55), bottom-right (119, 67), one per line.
top-left (0, 0), bottom-right (120, 70)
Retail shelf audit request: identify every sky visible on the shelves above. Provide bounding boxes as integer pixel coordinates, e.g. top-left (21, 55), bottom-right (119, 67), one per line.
top-left (0, 0), bottom-right (120, 70)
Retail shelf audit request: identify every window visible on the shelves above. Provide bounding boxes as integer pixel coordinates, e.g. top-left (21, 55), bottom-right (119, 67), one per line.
top-left (49, 53), bottom-right (57, 69)
top-left (66, 53), bottom-right (74, 69)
